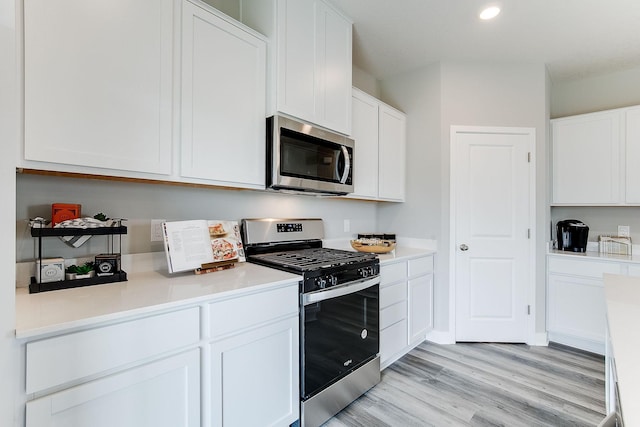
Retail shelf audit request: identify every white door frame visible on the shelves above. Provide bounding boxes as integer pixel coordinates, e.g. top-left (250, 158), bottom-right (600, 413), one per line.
top-left (449, 125), bottom-right (537, 344)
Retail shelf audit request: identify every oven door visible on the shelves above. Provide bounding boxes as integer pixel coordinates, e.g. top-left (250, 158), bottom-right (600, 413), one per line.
top-left (300, 277), bottom-right (379, 400)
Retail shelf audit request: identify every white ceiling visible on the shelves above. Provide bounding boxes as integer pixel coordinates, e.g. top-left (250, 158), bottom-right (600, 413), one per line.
top-left (330, 0), bottom-right (640, 83)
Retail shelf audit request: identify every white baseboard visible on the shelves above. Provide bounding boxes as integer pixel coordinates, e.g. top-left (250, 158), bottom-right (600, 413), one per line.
top-left (425, 329), bottom-right (455, 344)
top-left (528, 331), bottom-right (549, 346)
top-left (547, 331), bottom-right (604, 355)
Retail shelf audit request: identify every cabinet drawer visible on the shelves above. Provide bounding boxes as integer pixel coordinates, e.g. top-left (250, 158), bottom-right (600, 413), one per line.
top-left (380, 301), bottom-right (407, 330)
top-left (548, 256), bottom-right (621, 279)
top-left (210, 284), bottom-right (298, 339)
top-left (408, 256), bottom-right (433, 277)
top-left (26, 307), bottom-right (200, 394)
top-left (381, 281), bottom-right (406, 309)
top-left (381, 261), bottom-right (406, 285)
top-left (380, 319), bottom-right (407, 362)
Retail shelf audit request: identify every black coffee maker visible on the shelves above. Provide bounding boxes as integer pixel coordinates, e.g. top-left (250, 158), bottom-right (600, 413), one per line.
top-left (556, 219), bottom-right (589, 252)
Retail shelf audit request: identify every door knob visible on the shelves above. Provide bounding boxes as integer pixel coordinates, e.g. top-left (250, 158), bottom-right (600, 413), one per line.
top-left (459, 244), bottom-right (469, 251)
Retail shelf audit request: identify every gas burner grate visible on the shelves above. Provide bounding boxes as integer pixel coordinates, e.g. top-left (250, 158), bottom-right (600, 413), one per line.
top-left (250, 248), bottom-right (375, 272)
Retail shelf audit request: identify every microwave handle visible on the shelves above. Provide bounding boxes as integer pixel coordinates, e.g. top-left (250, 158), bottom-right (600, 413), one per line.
top-left (339, 145), bottom-right (350, 184)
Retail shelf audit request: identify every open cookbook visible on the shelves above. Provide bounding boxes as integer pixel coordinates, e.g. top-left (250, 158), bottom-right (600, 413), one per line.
top-left (162, 220), bottom-right (245, 273)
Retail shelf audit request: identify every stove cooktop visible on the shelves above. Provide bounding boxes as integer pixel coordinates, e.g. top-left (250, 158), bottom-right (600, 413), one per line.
top-left (247, 247), bottom-right (376, 273)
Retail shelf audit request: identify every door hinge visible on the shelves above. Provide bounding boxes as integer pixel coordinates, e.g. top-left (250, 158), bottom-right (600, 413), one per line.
top-left (527, 228), bottom-right (531, 239)
top-left (527, 305), bottom-right (531, 315)
top-left (527, 152), bottom-right (531, 163)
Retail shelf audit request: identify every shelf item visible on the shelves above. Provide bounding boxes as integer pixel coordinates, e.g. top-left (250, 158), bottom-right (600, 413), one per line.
top-left (599, 236), bottom-right (632, 255)
top-left (30, 222), bottom-right (128, 294)
top-left (51, 203), bottom-right (81, 226)
top-left (31, 226), bottom-right (127, 237)
top-left (29, 271), bottom-right (128, 294)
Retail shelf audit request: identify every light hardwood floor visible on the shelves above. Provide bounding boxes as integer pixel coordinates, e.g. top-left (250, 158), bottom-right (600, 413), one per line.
top-left (325, 342), bottom-right (605, 427)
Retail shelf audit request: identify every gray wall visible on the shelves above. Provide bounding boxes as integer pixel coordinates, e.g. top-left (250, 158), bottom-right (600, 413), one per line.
top-left (16, 174), bottom-right (378, 264)
top-left (377, 61), bottom-right (549, 339)
top-left (201, 0), bottom-right (240, 19)
top-left (551, 65), bottom-right (640, 118)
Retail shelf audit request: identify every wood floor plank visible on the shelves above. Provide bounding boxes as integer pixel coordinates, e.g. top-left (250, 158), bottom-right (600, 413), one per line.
top-left (325, 342), bottom-right (606, 427)
top-left (415, 344), bottom-right (604, 411)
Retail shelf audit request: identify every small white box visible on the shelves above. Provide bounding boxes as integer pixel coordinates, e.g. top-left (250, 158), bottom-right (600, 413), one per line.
top-left (35, 258), bottom-right (65, 283)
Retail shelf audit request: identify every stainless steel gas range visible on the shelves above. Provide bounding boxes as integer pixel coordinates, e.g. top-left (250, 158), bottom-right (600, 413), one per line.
top-left (241, 218), bottom-right (381, 427)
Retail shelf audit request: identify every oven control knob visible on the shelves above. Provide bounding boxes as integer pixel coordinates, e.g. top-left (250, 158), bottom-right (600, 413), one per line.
top-left (315, 277), bottom-right (327, 289)
top-left (328, 275), bottom-right (338, 287)
top-left (359, 267), bottom-right (369, 278)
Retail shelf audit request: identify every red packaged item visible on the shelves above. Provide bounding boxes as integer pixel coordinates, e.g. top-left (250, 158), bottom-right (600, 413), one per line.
top-left (51, 203), bottom-right (81, 226)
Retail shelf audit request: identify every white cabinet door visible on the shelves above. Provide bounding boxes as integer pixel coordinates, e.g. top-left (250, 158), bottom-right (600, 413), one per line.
top-left (349, 88), bottom-right (407, 202)
top-left (547, 274), bottom-right (607, 354)
top-left (408, 273), bottom-right (433, 345)
top-left (314, 0), bottom-right (352, 135)
top-left (26, 350), bottom-right (200, 427)
top-left (551, 111), bottom-right (621, 204)
top-left (23, 0), bottom-right (173, 175)
top-left (181, 1), bottom-right (266, 189)
top-left (350, 88), bottom-right (379, 199)
top-left (210, 317), bottom-right (299, 427)
top-left (378, 104), bottom-right (406, 201)
top-left (241, 0), bottom-right (352, 134)
top-left (275, 0), bottom-right (316, 122)
top-left (625, 107), bottom-right (640, 203)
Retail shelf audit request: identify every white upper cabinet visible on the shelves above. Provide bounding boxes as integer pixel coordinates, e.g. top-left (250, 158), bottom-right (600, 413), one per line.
top-left (624, 106), bottom-right (640, 203)
top-left (378, 104), bottom-right (406, 201)
top-left (21, 0), bottom-right (268, 191)
top-left (23, 0), bottom-right (174, 176)
top-left (350, 88), bottom-right (406, 202)
top-left (551, 105), bottom-right (640, 206)
top-left (552, 110), bottom-right (620, 204)
top-left (350, 88), bottom-right (379, 199)
top-left (180, 0), bottom-right (266, 189)
top-left (314, 0), bottom-right (352, 134)
top-left (241, 0), bottom-right (353, 135)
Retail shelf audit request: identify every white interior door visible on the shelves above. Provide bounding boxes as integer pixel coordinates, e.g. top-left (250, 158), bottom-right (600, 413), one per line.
top-left (452, 126), bottom-right (534, 342)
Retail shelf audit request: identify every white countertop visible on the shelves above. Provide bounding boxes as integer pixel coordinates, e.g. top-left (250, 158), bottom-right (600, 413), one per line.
top-left (16, 262), bottom-right (301, 339)
top-left (377, 246), bottom-right (436, 263)
top-left (548, 249), bottom-right (640, 264)
top-left (603, 273), bottom-right (640, 426)
top-left (16, 245), bottom-right (436, 340)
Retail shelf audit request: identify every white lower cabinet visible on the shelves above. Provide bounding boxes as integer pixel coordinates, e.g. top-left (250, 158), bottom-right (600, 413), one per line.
top-left (208, 284), bottom-right (299, 427)
top-left (26, 349), bottom-right (201, 427)
top-left (22, 281), bottom-right (300, 427)
top-left (547, 255), bottom-right (622, 355)
top-left (379, 254), bottom-right (433, 369)
top-left (211, 317), bottom-right (298, 427)
top-left (408, 274), bottom-right (433, 345)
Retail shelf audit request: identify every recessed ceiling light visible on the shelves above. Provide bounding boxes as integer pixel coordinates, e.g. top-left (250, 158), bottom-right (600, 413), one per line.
top-left (479, 6), bottom-right (501, 20)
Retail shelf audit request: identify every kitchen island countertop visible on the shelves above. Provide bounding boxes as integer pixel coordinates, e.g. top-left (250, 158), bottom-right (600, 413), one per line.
top-left (603, 273), bottom-right (640, 426)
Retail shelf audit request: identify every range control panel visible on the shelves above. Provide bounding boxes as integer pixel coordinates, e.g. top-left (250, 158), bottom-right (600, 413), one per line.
top-left (277, 223), bottom-right (303, 233)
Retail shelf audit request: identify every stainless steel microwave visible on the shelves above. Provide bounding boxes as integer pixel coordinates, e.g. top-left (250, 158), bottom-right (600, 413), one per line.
top-left (267, 115), bottom-right (354, 195)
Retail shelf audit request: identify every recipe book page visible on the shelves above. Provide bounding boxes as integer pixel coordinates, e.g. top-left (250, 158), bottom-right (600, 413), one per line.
top-left (163, 220), bottom-right (245, 273)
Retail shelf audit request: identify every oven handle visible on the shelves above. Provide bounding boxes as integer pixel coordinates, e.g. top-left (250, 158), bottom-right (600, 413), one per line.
top-left (302, 276), bottom-right (380, 306)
